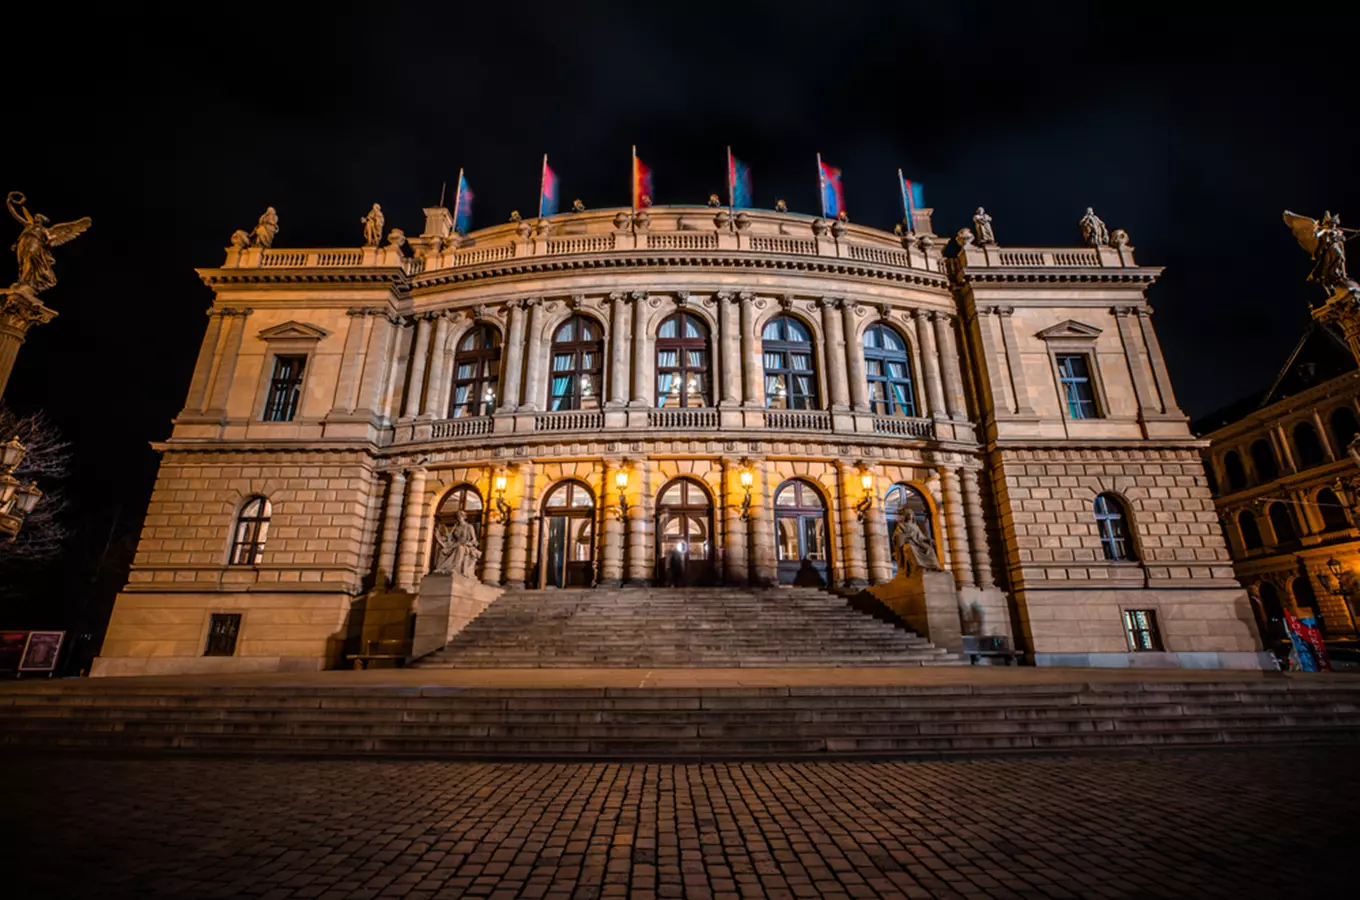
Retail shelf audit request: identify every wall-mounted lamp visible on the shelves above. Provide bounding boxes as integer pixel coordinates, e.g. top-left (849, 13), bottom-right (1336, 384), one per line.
top-left (856, 469), bottom-right (874, 522)
top-left (615, 468), bottom-right (630, 517)
top-left (493, 472), bottom-right (511, 522)
top-left (739, 465), bottom-right (754, 521)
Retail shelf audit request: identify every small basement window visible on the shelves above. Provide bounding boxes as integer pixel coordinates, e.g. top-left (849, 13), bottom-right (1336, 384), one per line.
top-left (204, 613), bottom-right (242, 657)
top-left (1122, 609), bottom-right (1163, 652)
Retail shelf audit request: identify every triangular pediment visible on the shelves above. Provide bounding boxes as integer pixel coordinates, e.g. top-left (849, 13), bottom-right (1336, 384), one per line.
top-left (1035, 320), bottom-right (1102, 340)
top-left (257, 321), bottom-right (329, 341)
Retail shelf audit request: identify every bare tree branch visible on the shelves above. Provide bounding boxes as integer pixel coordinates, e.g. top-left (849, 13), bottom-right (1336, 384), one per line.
top-left (0, 405), bottom-right (73, 564)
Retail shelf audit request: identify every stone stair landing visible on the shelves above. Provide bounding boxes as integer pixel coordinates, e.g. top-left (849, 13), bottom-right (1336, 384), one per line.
top-left (413, 586), bottom-right (964, 668)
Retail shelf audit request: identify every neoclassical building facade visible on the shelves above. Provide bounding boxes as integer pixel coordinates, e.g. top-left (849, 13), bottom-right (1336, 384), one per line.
top-left (93, 202), bottom-right (1267, 674)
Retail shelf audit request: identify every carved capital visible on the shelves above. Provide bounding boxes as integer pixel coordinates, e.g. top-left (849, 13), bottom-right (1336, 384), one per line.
top-left (716, 290), bottom-right (735, 305)
top-left (522, 296), bottom-right (543, 309)
top-left (1111, 306), bottom-right (1137, 318)
top-left (630, 291), bottom-right (647, 304)
top-left (817, 296), bottom-right (840, 311)
top-left (738, 291), bottom-right (754, 305)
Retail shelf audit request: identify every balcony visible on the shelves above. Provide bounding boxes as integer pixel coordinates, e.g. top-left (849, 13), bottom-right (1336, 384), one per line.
top-left (647, 408), bottom-right (720, 429)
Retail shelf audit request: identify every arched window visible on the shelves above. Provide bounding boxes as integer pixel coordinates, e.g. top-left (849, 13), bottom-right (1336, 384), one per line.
top-left (541, 480), bottom-right (596, 588)
top-left (1223, 451), bottom-right (1247, 492)
top-left (449, 324), bottom-right (501, 418)
top-left (863, 323), bottom-right (918, 417)
top-left (1290, 575), bottom-right (1320, 615)
top-left (549, 315), bottom-right (603, 411)
top-left (656, 312), bottom-right (710, 408)
top-left (229, 496), bottom-right (271, 566)
top-left (1249, 439), bottom-right (1279, 482)
top-left (656, 477), bottom-right (715, 584)
top-left (1315, 487), bottom-right (1349, 532)
top-left (762, 316), bottom-right (819, 409)
top-left (1094, 493), bottom-right (1136, 562)
top-left (1268, 502), bottom-right (1298, 544)
top-left (884, 484), bottom-right (933, 574)
top-left (1293, 422), bottom-right (1326, 468)
top-left (435, 485), bottom-right (484, 541)
top-left (773, 479), bottom-right (829, 584)
top-left (1331, 406), bottom-right (1359, 452)
top-left (1238, 509), bottom-right (1263, 550)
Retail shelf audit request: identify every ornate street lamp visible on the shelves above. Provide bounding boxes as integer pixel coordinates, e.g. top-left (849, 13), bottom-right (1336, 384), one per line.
top-left (614, 468), bottom-right (630, 517)
top-left (0, 434), bottom-right (39, 540)
top-left (492, 471), bottom-right (511, 523)
top-left (738, 465), bottom-right (754, 522)
top-left (855, 469), bottom-right (874, 522)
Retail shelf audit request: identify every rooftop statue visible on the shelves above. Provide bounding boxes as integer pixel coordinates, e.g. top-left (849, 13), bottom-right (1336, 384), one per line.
top-left (973, 207), bottom-right (995, 245)
top-left (6, 191), bottom-right (91, 293)
top-left (251, 207), bottom-right (279, 249)
top-left (361, 203), bottom-right (384, 247)
top-left (1284, 210), bottom-right (1359, 297)
top-left (1079, 207), bottom-right (1109, 247)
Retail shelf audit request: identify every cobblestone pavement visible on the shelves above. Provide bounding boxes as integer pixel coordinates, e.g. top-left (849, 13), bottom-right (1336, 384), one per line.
top-left (3, 749), bottom-right (1355, 899)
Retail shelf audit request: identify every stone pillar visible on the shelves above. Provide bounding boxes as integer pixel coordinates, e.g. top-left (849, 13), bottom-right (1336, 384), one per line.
top-left (421, 312), bottom-right (452, 417)
top-left (0, 289), bottom-right (58, 403)
top-left (843, 301), bottom-right (869, 412)
top-left (1113, 307), bottom-right (1157, 420)
top-left (751, 458), bottom-right (777, 585)
top-left (914, 309), bottom-right (947, 419)
top-left (722, 458), bottom-right (748, 585)
top-left (608, 292), bottom-right (630, 406)
top-left (630, 292), bottom-right (649, 406)
top-left (740, 292), bottom-right (762, 407)
top-left (395, 469), bottom-right (428, 590)
top-left (717, 292), bottom-right (741, 406)
top-left (330, 308), bottom-right (375, 415)
top-left (376, 469), bottom-right (407, 587)
top-left (521, 299), bottom-right (546, 411)
top-left (933, 313), bottom-right (967, 420)
top-left (938, 466), bottom-right (973, 589)
top-left (182, 310), bottom-right (225, 415)
top-left (500, 300), bottom-right (526, 412)
top-left (626, 458), bottom-right (652, 585)
top-left (357, 314), bottom-right (397, 416)
top-left (402, 314), bottom-right (433, 419)
top-left (1136, 308), bottom-right (1179, 414)
top-left (837, 462), bottom-right (868, 588)
top-left (380, 318), bottom-right (413, 422)
top-left (600, 459), bottom-right (625, 586)
top-left (1314, 408), bottom-right (1338, 461)
top-left (865, 499), bottom-right (892, 586)
top-left (960, 468), bottom-right (995, 588)
top-left (481, 467), bottom-right (506, 586)
top-left (821, 298), bottom-right (851, 410)
top-left (503, 464), bottom-right (534, 588)
top-left (995, 307), bottom-right (1034, 416)
top-left (203, 308), bottom-right (252, 416)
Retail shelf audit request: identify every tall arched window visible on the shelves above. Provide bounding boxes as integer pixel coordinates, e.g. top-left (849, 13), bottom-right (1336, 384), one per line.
top-left (1331, 406), bottom-right (1359, 452)
top-left (863, 323), bottom-right (917, 417)
top-left (762, 316), bottom-right (819, 409)
top-left (1268, 502), bottom-right (1298, 544)
top-left (1094, 493), bottom-right (1136, 562)
top-left (1293, 422), bottom-right (1326, 468)
top-left (1249, 439), bottom-right (1279, 482)
top-left (449, 324), bottom-right (501, 418)
top-left (229, 496), bottom-right (271, 566)
top-left (1290, 575), bottom-right (1320, 616)
top-left (549, 315), bottom-right (603, 411)
top-left (1238, 509), bottom-right (1263, 550)
top-left (1223, 451), bottom-right (1248, 492)
top-left (656, 312), bottom-right (710, 408)
top-left (1315, 487), bottom-right (1349, 532)
top-left (435, 485), bottom-right (484, 541)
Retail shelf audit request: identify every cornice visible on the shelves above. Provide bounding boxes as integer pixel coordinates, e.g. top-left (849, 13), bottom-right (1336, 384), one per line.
top-left (196, 267), bottom-right (410, 290)
top-left (957, 267), bottom-right (1162, 286)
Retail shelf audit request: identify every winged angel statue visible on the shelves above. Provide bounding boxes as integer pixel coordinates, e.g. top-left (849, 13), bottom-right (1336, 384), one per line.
top-left (1283, 209), bottom-right (1360, 297)
top-left (7, 191), bottom-right (91, 293)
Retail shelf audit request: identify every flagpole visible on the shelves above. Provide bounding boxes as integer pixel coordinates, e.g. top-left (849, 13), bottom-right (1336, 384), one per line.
top-left (453, 167), bottom-right (464, 234)
top-left (631, 145), bottom-right (637, 234)
top-left (898, 168), bottom-right (909, 232)
top-left (540, 154), bottom-right (548, 219)
top-left (726, 146), bottom-right (735, 233)
top-left (816, 152), bottom-right (826, 219)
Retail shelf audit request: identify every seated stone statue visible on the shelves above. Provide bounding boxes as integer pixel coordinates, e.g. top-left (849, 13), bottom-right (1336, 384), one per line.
top-left (892, 516), bottom-right (942, 574)
top-left (432, 511), bottom-right (481, 579)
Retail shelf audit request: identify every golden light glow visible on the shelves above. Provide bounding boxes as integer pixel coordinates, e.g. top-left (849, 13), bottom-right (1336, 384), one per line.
top-left (615, 470), bottom-right (629, 489)
top-left (739, 470), bottom-right (754, 488)
top-left (860, 472), bottom-right (874, 492)
top-left (494, 474), bottom-right (508, 493)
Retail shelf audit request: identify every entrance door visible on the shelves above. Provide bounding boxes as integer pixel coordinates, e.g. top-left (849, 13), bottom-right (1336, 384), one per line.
top-left (656, 478), bottom-right (715, 586)
top-left (774, 479), bottom-right (829, 585)
top-left (542, 481), bottom-right (596, 588)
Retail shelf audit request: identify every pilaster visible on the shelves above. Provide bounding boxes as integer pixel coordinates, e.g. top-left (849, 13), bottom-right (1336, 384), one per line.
top-left (202, 308), bottom-right (252, 417)
top-left (751, 457), bottom-right (777, 585)
top-left (629, 292), bottom-right (649, 407)
top-left (960, 467), bottom-right (995, 588)
top-left (821, 297), bottom-right (851, 410)
top-left (740, 292), bottom-right (763, 407)
top-left (520, 298), bottom-right (547, 412)
top-left (396, 468), bottom-right (428, 590)
top-left (600, 458), bottom-right (625, 586)
top-left (500, 300), bottom-right (526, 412)
top-left (626, 458), bottom-right (652, 584)
top-left (402, 313), bottom-right (433, 419)
top-left (933, 312), bottom-right (967, 420)
top-left (503, 463), bottom-right (534, 588)
top-left (607, 292), bottom-right (630, 407)
top-left (939, 465), bottom-right (974, 590)
top-left (843, 300), bottom-right (870, 412)
top-left (721, 458), bottom-right (748, 585)
top-left (182, 309), bottom-right (225, 415)
top-left (837, 461), bottom-right (868, 588)
top-left (717, 292), bottom-right (741, 406)
top-left (376, 470), bottom-right (407, 587)
top-left (421, 312), bottom-right (452, 417)
top-left (914, 308), bottom-right (947, 420)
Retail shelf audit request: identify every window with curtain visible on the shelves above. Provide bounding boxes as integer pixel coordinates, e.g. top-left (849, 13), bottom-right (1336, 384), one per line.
top-left (1094, 493), bottom-right (1136, 562)
top-left (655, 312), bottom-right (710, 408)
top-left (863, 323), bottom-right (917, 417)
top-left (762, 316), bottom-right (819, 409)
top-left (229, 496), bottom-right (271, 566)
top-left (449, 324), bottom-right (502, 418)
top-left (548, 315), bottom-right (603, 411)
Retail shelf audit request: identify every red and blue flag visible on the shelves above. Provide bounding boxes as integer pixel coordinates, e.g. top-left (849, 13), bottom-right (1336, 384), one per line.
top-left (539, 155), bottom-right (558, 217)
top-left (453, 170), bottom-right (474, 234)
top-left (632, 146), bottom-right (653, 209)
top-left (728, 147), bottom-right (753, 210)
top-left (898, 170), bottom-right (925, 230)
top-left (817, 154), bottom-right (844, 219)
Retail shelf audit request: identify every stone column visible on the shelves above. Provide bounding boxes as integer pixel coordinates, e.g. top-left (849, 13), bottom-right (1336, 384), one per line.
top-left (600, 459), bottom-right (625, 586)
top-left (722, 458), bottom-right (748, 585)
top-left (933, 312), bottom-right (967, 420)
top-left (380, 318), bottom-right (413, 422)
top-left (357, 314), bottom-right (397, 416)
top-left (203, 308), bottom-right (252, 416)
top-left (820, 298), bottom-right (851, 410)
top-left (402, 314), bottom-right (433, 419)
top-left (865, 482), bottom-right (893, 586)
top-left (421, 312), bottom-right (452, 417)
top-left (914, 309), bottom-right (947, 419)
top-left (938, 466), bottom-right (974, 589)
top-left (396, 468), bottom-right (428, 590)
top-left (751, 458), bottom-right (777, 585)
top-left (182, 310), bottom-right (225, 415)
top-left (523, 298), bottom-right (551, 412)
top-left (1314, 409), bottom-right (1338, 461)
top-left (630, 292), bottom-right (649, 406)
top-left (608, 292), bottom-right (630, 406)
top-left (500, 300), bottom-right (526, 412)
top-left (837, 462), bottom-right (868, 588)
top-left (0, 289), bottom-right (58, 403)
top-left (960, 467), bottom-right (995, 588)
top-left (717, 292), bottom-right (741, 406)
top-left (740, 292), bottom-right (763, 406)
top-left (626, 458), bottom-right (652, 585)
top-left (503, 464), bottom-right (534, 588)
top-left (843, 301), bottom-right (869, 412)
top-left (376, 469), bottom-right (407, 587)
top-left (481, 467), bottom-right (506, 585)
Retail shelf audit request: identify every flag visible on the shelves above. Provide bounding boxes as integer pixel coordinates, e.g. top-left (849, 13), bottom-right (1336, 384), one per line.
top-left (539, 155), bottom-right (558, 218)
top-left (453, 169), bottom-right (474, 234)
top-left (817, 154), bottom-right (843, 219)
top-left (632, 146), bottom-right (653, 209)
top-left (728, 147), bottom-right (753, 210)
top-left (899, 170), bottom-right (925, 230)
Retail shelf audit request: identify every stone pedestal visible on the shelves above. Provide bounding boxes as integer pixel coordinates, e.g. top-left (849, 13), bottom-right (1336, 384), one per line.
top-left (868, 569), bottom-right (963, 653)
top-left (412, 571), bottom-right (504, 659)
top-left (358, 588), bottom-right (417, 659)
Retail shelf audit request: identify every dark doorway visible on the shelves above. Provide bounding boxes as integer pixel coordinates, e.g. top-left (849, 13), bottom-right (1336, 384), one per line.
top-left (655, 478), bottom-right (715, 586)
top-left (541, 481), bottom-right (595, 588)
top-left (774, 479), bottom-right (829, 585)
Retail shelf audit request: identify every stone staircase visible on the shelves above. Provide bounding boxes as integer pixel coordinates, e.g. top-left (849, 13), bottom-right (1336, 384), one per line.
top-left (413, 587), bottom-right (964, 668)
top-left (2, 679), bottom-right (1359, 759)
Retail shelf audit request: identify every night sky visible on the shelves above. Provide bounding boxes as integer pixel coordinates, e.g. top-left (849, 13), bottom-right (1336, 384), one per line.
top-left (6, 3), bottom-right (1359, 636)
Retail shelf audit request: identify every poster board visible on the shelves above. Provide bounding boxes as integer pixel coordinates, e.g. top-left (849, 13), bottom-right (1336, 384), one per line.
top-left (18, 631), bottom-right (64, 673)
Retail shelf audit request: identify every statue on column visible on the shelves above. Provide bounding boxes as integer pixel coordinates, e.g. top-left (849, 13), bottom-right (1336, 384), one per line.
top-left (251, 207), bottom-right (279, 248)
top-left (1284, 210), bottom-right (1359, 297)
top-left (972, 207), bottom-right (995, 245)
top-left (433, 511), bottom-right (481, 578)
top-left (361, 203), bottom-right (384, 247)
top-left (1079, 207), bottom-right (1109, 247)
top-left (6, 192), bottom-right (91, 294)
top-left (891, 516), bottom-right (942, 573)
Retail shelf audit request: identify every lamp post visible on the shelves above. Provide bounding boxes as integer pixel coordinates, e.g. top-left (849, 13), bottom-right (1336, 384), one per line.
top-left (614, 468), bottom-right (629, 518)
top-left (492, 472), bottom-right (511, 523)
top-left (738, 466), bottom-right (754, 522)
top-left (0, 435), bottom-right (40, 540)
top-left (855, 469), bottom-right (874, 522)
top-left (1324, 556), bottom-right (1360, 637)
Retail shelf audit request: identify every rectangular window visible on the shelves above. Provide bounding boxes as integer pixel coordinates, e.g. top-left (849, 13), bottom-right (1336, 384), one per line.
top-left (1056, 354), bottom-right (1098, 419)
top-left (204, 613), bottom-right (242, 657)
top-left (1123, 609), bottom-right (1163, 652)
top-left (262, 355), bottom-right (307, 422)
